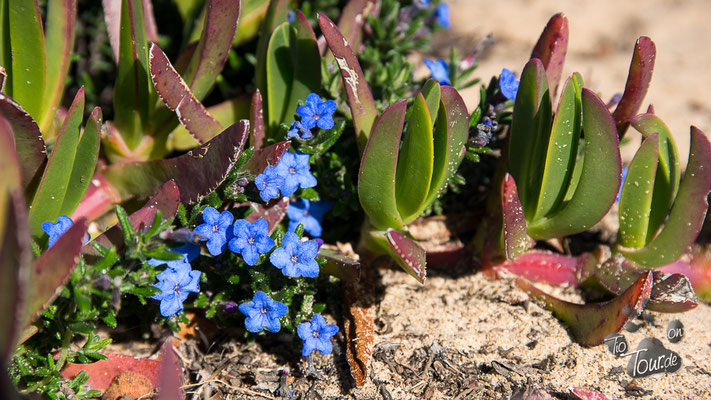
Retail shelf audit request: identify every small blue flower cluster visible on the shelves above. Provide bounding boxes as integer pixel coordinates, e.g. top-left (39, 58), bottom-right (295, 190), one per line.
top-left (255, 152), bottom-right (318, 202)
top-left (149, 243), bottom-right (202, 317)
top-left (424, 58), bottom-right (451, 86)
top-left (286, 92), bottom-right (337, 140)
top-left (42, 216), bottom-right (74, 248)
top-left (499, 68), bottom-right (520, 101)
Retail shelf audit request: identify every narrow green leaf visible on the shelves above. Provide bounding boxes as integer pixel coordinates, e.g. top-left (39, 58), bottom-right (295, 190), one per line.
top-left (358, 100), bottom-right (406, 230)
top-left (396, 92), bottom-right (434, 223)
top-left (254, 0), bottom-right (288, 96)
top-left (527, 89), bottom-right (620, 239)
top-left (115, 205), bottom-right (136, 246)
top-left (28, 89), bottom-right (85, 237)
top-left (420, 79), bottom-right (440, 128)
top-left (533, 74), bottom-right (582, 220)
top-left (631, 114), bottom-right (681, 242)
top-left (620, 127), bottom-right (711, 267)
top-left (617, 133), bottom-right (659, 249)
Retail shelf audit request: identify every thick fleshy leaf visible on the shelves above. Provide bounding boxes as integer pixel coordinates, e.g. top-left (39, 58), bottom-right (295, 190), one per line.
top-left (631, 114), bottom-right (681, 242)
top-left (424, 86), bottom-right (469, 207)
top-left (71, 173), bottom-right (123, 222)
top-left (233, 0), bottom-right (269, 46)
top-left (318, 12), bottom-right (378, 152)
top-left (0, 94), bottom-right (46, 188)
top-left (40, 0), bottom-right (77, 133)
top-left (239, 140), bottom-right (290, 177)
top-left (149, 43), bottom-right (222, 143)
top-left (496, 251), bottom-right (579, 286)
top-left (612, 37), bottom-right (656, 138)
top-left (264, 13), bottom-right (320, 139)
top-left (358, 100), bottom-right (406, 230)
top-left (2, 0), bottom-right (46, 122)
top-left (158, 341), bottom-right (184, 400)
top-left (24, 218), bottom-right (88, 329)
top-left (659, 250), bottom-right (711, 301)
top-left (517, 272), bottom-right (653, 346)
top-left (103, 0), bottom-right (158, 63)
top-left (620, 127), bottom-right (711, 267)
top-left (527, 89), bottom-right (620, 239)
top-left (61, 353), bottom-right (162, 392)
top-left (85, 180), bottom-right (180, 255)
top-left (335, 0), bottom-right (378, 54)
top-left (501, 174), bottom-right (530, 260)
top-left (533, 74), bottom-right (582, 220)
top-left (571, 388), bottom-right (616, 400)
top-left (180, 0), bottom-right (240, 101)
top-left (508, 59), bottom-right (552, 216)
top-left (244, 197), bottom-right (288, 233)
top-left (617, 134), bottom-right (659, 248)
top-left (168, 95), bottom-right (251, 151)
top-left (254, 0), bottom-right (289, 97)
top-left (28, 89), bottom-right (85, 237)
top-left (385, 229), bottom-right (426, 284)
top-left (421, 79), bottom-right (441, 128)
top-left (103, 121), bottom-right (248, 204)
top-left (530, 13), bottom-right (569, 97)
top-left (395, 92), bottom-right (433, 223)
top-left (319, 247), bottom-right (360, 282)
top-left (250, 90), bottom-right (265, 149)
top-left (0, 116), bottom-right (22, 243)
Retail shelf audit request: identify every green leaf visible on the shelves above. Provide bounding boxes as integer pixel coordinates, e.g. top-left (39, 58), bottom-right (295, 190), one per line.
top-left (617, 133), bottom-right (659, 249)
top-left (631, 114), bottom-right (681, 242)
top-left (28, 89), bottom-right (85, 237)
top-left (527, 89), bottom-right (621, 239)
top-left (533, 74), bottom-right (582, 220)
top-left (420, 79), bottom-right (441, 126)
top-left (501, 173), bottom-right (530, 260)
top-left (60, 107), bottom-right (101, 218)
top-left (358, 100), bottom-right (406, 230)
top-left (620, 127), bottom-right (711, 267)
top-left (254, 0), bottom-right (289, 98)
top-left (396, 92), bottom-right (433, 223)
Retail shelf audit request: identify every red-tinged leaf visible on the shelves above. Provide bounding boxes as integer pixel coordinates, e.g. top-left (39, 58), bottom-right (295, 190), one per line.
top-left (385, 229), bottom-right (426, 284)
top-left (344, 261), bottom-right (376, 386)
top-left (142, 0), bottom-right (158, 42)
top-left (335, 0), bottom-right (379, 54)
top-left (250, 89), bottom-right (265, 149)
top-left (426, 244), bottom-right (468, 268)
top-left (61, 353), bottom-right (162, 392)
top-left (660, 249), bottom-right (711, 301)
top-left (103, 0), bottom-right (157, 62)
top-left (619, 127), bottom-right (711, 267)
top-left (319, 247), bottom-right (360, 282)
top-left (318, 12), bottom-right (378, 152)
top-left (496, 250), bottom-right (578, 286)
top-left (239, 140), bottom-right (290, 177)
top-left (24, 218), bottom-right (88, 329)
top-left (103, 121), bottom-right (248, 204)
top-left (0, 94), bottom-right (47, 189)
top-left (501, 173), bottom-right (530, 260)
top-left (181, 0), bottom-right (241, 101)
top-left (158, 341), bottom-right (184, 400)
top-left (71, 172), bottom-right (123, 222)
top-left (530, 13), bottom-right (569, 97)
top-left (517, 272), bottom-right (653, 346)
top-left (612, 37), bottom-right (656, 138)
top-left (571, 387), bottom-right (618, 400)
top-left (149, 43), bottom-right (223, 143)
top-left (244, 197), bottom-right (288, 233)
top-left (84, 180), bottom-right (180, 255)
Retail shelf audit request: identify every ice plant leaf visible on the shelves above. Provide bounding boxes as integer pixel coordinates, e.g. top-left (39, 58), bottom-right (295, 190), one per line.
top-left (28, 89), bottom-right (85, 237)
top-left (534, 74), bottom-right (582, 219)
top-left (319, 248), bottom-right (360, 282)
top-left (250, 90), bottom-right (265, 149)
top-left (103, 121), bottom-right (248, 204)
top-left (420, 79), bottom-right (441, 128)
top-left (424, 86), bottom-right (469, 207)
top-left (244, 197), bottom-right (289, 234)
top-left (0, 94), bottom-right (47, 189)
top-left (103, 0), bottom-right (157, 63)
top-left (40, 0), bottom-right (77, 133)
top-left (528, 89), bottom-right (621, 239)
top-left (517, 272), bottom-right (653, 346)
top-left (239, 140), bottom-right (290, 177)
top-left (334, 0), bottom-right (378, 54)
top-left (168, 95), bottom-right (251, 151)
top-left (530, 13), bottom-right (569, 97)
top-left (254, 0), bottom-right (289, 97)
top-left (508, 59), bottom-right (552, 214)
top-left (395, 92), bottom-right (434, 223)
top-left (660, 250), bottom-right (711, 302)
top-left (631, 114), bottom-right (681, 241)
top-left (385, 229), bottom-right (426, 284)
top-left (149, 43), bottom-right (223, 143)
top-left (617, 133), bottom-right (659, 249)
top-left (358, 100), bottom-right (406, 230)
top-left (158, 341), bottom-right (184, 400)
top-left (612, 37), bottom-right (656, 138)
top-left (571, 387), bottom-right (616, 400)
top-left (24, 218), bottom-right (88, 329)
top-left (2, 0), bottom-right (45, 123)
top-left (318, 12), bottom-right (378, 152)
top-left (620, 127), bottom-right (711, 267)
top-left (495, 250), bottom-right (580, 286)
top-left (501, 174), bottom-right (530, 260)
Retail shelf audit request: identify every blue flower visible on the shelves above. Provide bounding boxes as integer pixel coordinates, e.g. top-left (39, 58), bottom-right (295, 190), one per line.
top-left (286, 121), bottom-right (313, 140)
top-left (499, 68), bottom-right (520, 101)
top-left (147, 243), bottom-right (201, 270)
top-left (193, 207), bottom-right (234, 256)
top-left (287, 199), bottom-right (331, 237)
top-left (152, 263), bottom-right (201, 317)
top-left (434, 2), bottom-right (450, 29)
top-left (296, 93), bottom-right (337, 130)
top-left (255, 165), bottom-right (286, 202)
top-left (238, 291), bottom-right (288, 333)
top-left (297, 313), bottom-right (339, 356)
top-left (274, 152), bottom-right (317, 197)
top-left (424, 58), bottom-right (451, 86)
top-left (228, 218), bottom-right (275, 266)
top-left (42, 216), bottom-right (73, 248)
top-left (617, 167), bottom-right (629, 202)
top-left (269, 232), bottom-right (319, 278)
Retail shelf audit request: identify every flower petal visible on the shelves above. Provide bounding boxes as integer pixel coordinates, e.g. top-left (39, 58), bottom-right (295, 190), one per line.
top-left (270, 248), bottom-right (289, 270)
top-left (202, 207), bottom-right (219, 224)
top-left (242, 244), bottom-right (260, 266)
top-left (301, 337), bottom-right (317, 357)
